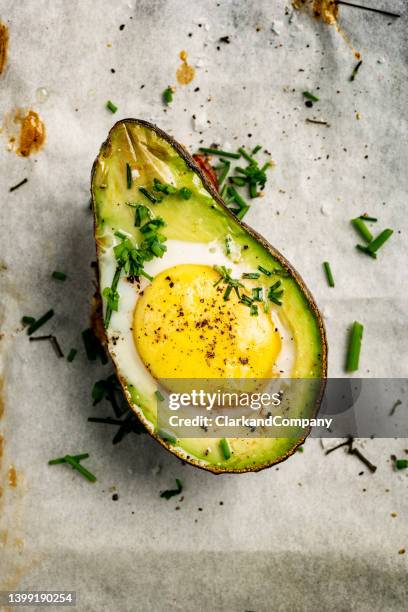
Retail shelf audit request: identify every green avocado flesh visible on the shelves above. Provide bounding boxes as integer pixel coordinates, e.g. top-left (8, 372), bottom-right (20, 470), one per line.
top-left (91, 119), bottom-right (327, 473)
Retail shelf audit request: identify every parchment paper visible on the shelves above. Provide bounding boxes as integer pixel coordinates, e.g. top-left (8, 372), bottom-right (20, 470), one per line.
top-left (0, 1), bottom-right (407, 610)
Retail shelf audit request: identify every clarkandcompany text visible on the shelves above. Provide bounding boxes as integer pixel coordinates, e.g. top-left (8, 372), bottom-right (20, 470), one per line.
top-left (168, 415), bottom-right (333, 430)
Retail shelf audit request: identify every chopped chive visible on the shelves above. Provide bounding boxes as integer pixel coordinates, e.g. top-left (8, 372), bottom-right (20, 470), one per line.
top-left (238, 147), bottom-right (257, 165)
top-left (240, 294), bottom-right (253, 306)
top-left (134, 204), bottom-right (151, 227)
top-left (48, 453), bottom-right (89, 465)
top-left (106, 100), bottom-right (118, 113)
top-left (27, 309), bottom-right (54, 336)
top-left (269, 296), bottom-right (282, 306)
top-left (225, 235), bottom-right (232, 255)
top-left (22, 316), bottom-right (36, 325)
top-left (228, 186), bottom-right (250, 215)
top-left (67, 348), bottom-right (77, 362)
top-left (223, 285), bottom-right (232, 301)
top-left (157, 429), bottom-right (177, 445)
top-left (220, 183), bottom-right (228, 200)
top-left (50, 335), bottom-right (64, 358)
top-left (229, 176), bottom-right (246, 186)
top-left (63, 455), bottom-right (97, 482)
top-left (359, 214), bottom-right (377, 222)
top-left (251, 145), bottom-right (262, 155)
top-left (356, 244), bottom-right (377, 259)
top-left (252, 287), bottom-right (263, 301)
top-left (220, 438), bottom-right (232, 460)
top-left (114, 230), bottom-right (127, 239)
top-left (217, 160), bottom-right (230, 187)
top-left (351, 218), bottom-right (373, 243)
top-left (349, 60), bottom-right (363, 82)
top-left (9, 178), bottom-right (28, 192)
top-left (323, 261), bottom-right (335, 287)
top-left (263, 300), bottom-right (270, 313)
top-left (395, 459), bottom-right (408, 470)
top-left (160, 478), bottom-right (183, 500)
top-left (346, 321), bottom-right (364, 372)
top-left (199, 147), bottom-right (241, 159)
top-left (303, 91), bottom-right (319, 102)
top-left (82, 327), bottom-right (107, 363)
top-left (126, 163), bottom-right (132, 189)
top-left (250, 303), bottom-right (258, 316)
top-left (179, 186), bottom-right (192, 200)
top-left (163, 87), bottom-right (173, 104)
top-left (258, 266), bottom-right (272, 276)
top-left (52, 270), bottom-right (67, 281)
top-left (269, 280), bottom-right (282, 292)
top-left (367, 229), bottom-right (393, 254)
top-left (242, 272), bottom-right (260, 279)
top-left (249, 182), bottom-right (258, 198)
top-left (139, 187), bottom-right (159, 203)
top-left (235, 204), bottom-right (250, 220)
top-left (155, 389), bottom-right (165, 402)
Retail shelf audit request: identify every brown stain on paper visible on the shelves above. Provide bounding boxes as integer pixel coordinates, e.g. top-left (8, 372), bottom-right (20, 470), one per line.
top-left (176, 50), bottom-right (195, 85)
top-left (0, 22), bottom-right (9, 75)
top-left (3, 108), bottom-right (46, 157)
top-left (7, 466), bottom-right (17, 488)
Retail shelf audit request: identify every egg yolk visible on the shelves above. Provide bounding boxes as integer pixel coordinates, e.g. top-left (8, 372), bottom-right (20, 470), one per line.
top-left (133, 264), bottom-right (281, 379)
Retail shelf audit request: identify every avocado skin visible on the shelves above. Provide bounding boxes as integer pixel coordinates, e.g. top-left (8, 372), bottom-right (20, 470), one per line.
top-left (91, 119), bottom-right (328, 474)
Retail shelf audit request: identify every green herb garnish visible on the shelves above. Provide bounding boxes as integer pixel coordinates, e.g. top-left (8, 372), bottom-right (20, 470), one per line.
top-left (303, 91), bottom-right (319, 102)
top-left (153, 178), bottom-right (177, 195)
top-left (346, 321), bottom-right (364, 372)
top-left (63, 455), bottom-right (97, 482)
top-left (199, 147), bottom-right (241, 159)
top-left (251, 145), bottom-right (262, 155)
top-left (213, 265), bottom-right (244, 299)
top-left (157, 429), bottom-right (177, 445)
top-left (160, 478), bottom-right (182, 499)
top-left (356, 244), bottom-right (377, 259)
top-left (323, 261), bottom-right (335, 287)
top-left (240, 295), bottom-right (253, 307)
top-left (250, 303), bottom-right (258, 316)
top-left (133, 204), bottom-right (152, 227)
top-left (268, 281), bottom-right (284, 306)
top-left (81, 328), bottom-right (107, 363)
top-left (126, 163), bottom-right (132, 189)
top-left (367, 229), bottom-right (393, 254)
top-left (155, 389), bottom-right (165, 402)
top-left (179, 186), bottom-right (192, 200)
top-left (351, 217), bottom-right (373, 243)
top-left (252, 287), bottom-right (263, 301)
top-left (52, 271), bottom-right (67, 281)
top-left (27, 309), bottom-right (54, 336)
top-left (139, 186), bottom-right (159, 203)
top-left (242, 272), bottom-right (260, 279)
top-left (48, 453), bottom-right (89, 465)
top-left (217, 159), bottom-right (230, 187)
top-left (220, 438), bottom-right (232, 459)
top-left (22, 316), bottom-right (36, 326)
top-left (359, 214), bottom-right (377, 222)
top-left (227, 186), bottom-right (250, 219)
top-left (163, 87), bottom-right (173, 104)
top-left (106, 100), bottom-right (118, 113)
top-left (67, 348), bottom-right (77, 362)
top-left (225, 235), bottom-right (232, 256)
top-left (395, 459), bottom-right (408, 470)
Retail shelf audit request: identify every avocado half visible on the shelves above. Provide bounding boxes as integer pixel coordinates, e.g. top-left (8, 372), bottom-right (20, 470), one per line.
top-left (91, 119), bottom-right (327, 474)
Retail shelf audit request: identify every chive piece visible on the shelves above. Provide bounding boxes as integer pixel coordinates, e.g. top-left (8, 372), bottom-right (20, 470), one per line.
top-left (126, 163), bottom-right (132, 189)
top-left (323, 261), bottom-right (335, 287)
top-left (351, 218), bottom-right (373, 243)
top-left (114, 230), bottom-right (127, 239)
top-left (250, 303), bottom-right (258, 316)
top-left (235, 205), bottom-right (249, 220)
top-left (67, 348), bottom-right (77, 362)
top-left (82, 328), bottom-right (107, 363)
top-left (199, 147), bottom-right (241, 159)
top-left (251, 145), bottom-right (262, 155)
top-left (349, 60), bottom-right (363, 82)
top-left (217, 160), bottom-right (230, 187)
top-left (9, 178), bottom-right (28, 192)
top-left (225, 235), bottom-right (232, 256)
top-left (395, 459), bottom-right (408, 470)
top-left (160, 478), bottom-right (183, 500)
top-left (242, 272), bottom-right (260, 279)
top-left (27, 309), bottom-right (54, 336)
top-left (228, 186), bottom-right (250, 215)
top-left (346, 321), bottom-right (364, 372)
top-left (238, 147), bottom-right (257, 165)
top-left (367, 229), bottom-right (393, 254)
top-left (359, 215), bottom-right (377, 222)
top-left (104, 264), bottom-right (123, 328)
top-left (48, 453), bottom-right (89, 465)
top-left (263, 300), bottom-right (270, 314)
top-left (240, 294), bottom-right (253, 307)
top-left (163, 87), bottom-right (173, 104)
top-left (155, 389), bottom-right (165, 402)
top-left (220, 183), bottom-right (228, 200)
top-left (223, 285), bottom-right (232, 301)
top-left (139, 187), bottom-right (158, 203)
top-left (52, 271), bottom-right (67, 281)
top-left (356, 244), bottom-right (377, 259)
top-left (106, 100), bottom-right (118, 113)
top-left (64, 455), bottom-right (97, 482)
top-left (252, 287), bottom-right (263, 301)
top-left (22, 316), bottom-right (36, 325)
top-left (220, 438), bottom-right (232, 460)
top-left (249, 182), bottom-right (258, 198)
top-left (157, 429), bottom-right (177, 445)
top-left (134, 204), bottom-right (151, 227)
top-left (303, 91), bottom-right (319, 102)
top-left (229, 176), bottom-right (246, 187)
top-left (258, 265), bottom-right (272, 277)
top-left (179, 186), bottom-right (192, 200)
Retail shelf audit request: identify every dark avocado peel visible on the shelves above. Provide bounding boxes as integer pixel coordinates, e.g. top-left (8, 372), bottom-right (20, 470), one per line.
top-left (91, 119), bottom-right (327, 474)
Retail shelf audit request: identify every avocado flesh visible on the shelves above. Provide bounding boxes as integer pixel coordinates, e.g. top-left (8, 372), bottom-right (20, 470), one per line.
top-left (92, 119), bottom-right (327, 473)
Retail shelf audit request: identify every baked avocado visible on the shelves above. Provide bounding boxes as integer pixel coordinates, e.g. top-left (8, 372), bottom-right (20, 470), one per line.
top-left (91, 119), bottom-right (327, 473)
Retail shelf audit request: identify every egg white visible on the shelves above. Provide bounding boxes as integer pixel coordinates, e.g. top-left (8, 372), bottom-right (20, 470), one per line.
top-left (99, 238), bottom-right (296, 401)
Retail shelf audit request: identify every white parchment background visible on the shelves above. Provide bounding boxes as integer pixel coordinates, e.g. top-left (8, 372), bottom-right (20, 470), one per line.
top-left (0, 1), bottom-right (407, 610)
